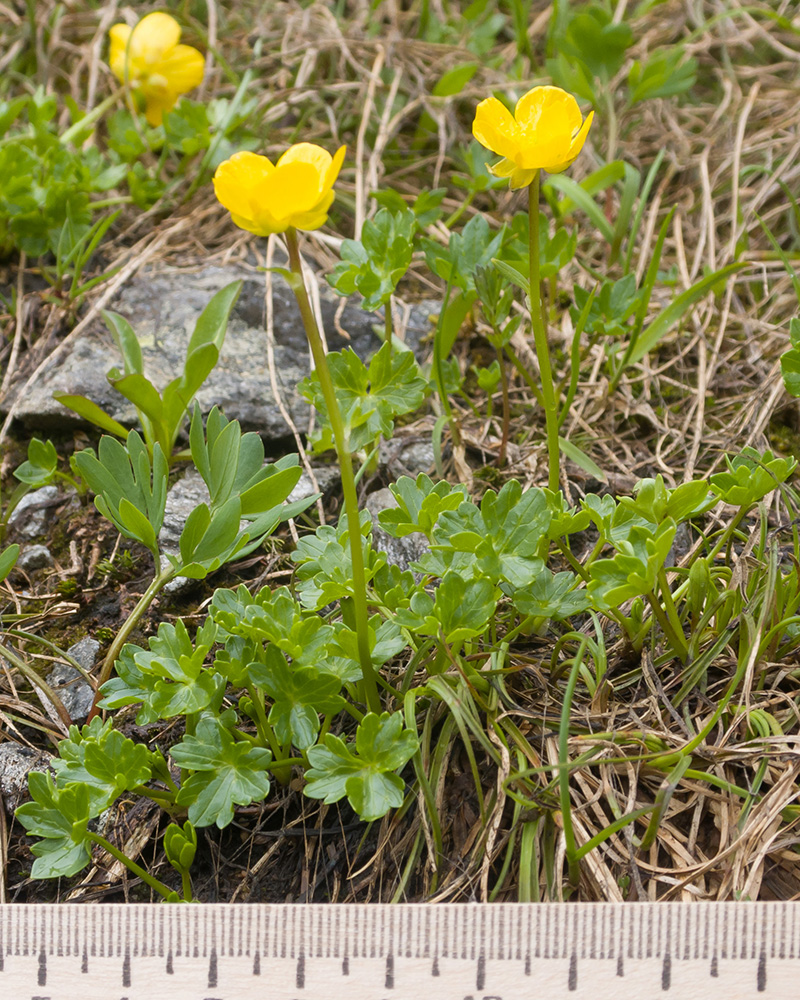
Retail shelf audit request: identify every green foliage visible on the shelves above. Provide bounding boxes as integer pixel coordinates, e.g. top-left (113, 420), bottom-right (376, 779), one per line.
top-left (171, 715), bottom-right (272, 828)
top-left (427, 481), bottom-right (551, 586)
top-left (99, 619), bottom-right (223, 724)
top-left (328, 208), bottom-right (415, 311)
top-left (16, 773), bottom-right (94, 878)
top-left (253, 646), bottom-right (345, 750)
top-left (423, 214), bottom-right (505, 293)
top-left (57, 282), bottom-right (243, 463)
top-left (588, 519), bottom-right (676, 609)
top-left (547, 2), bottom-right (695, 110)
top-left (0, 544), bottom-right (19, 583)
top-left (73, 431), bottom-right (168, 559)
top-left (780, 317), bottom-right (800, 398)
top-left (51, 717), bottom-right (156, 811)
top-left (379, 474), bottom-right (468, 539)
top-left (304, 712), bottom-right (418, 821)
top-left (0, 90), bottom-right (125, 258)
top-left (710, 448), bottom-right (797, 508)
top-left (299, 342), bottom-right (427, 454)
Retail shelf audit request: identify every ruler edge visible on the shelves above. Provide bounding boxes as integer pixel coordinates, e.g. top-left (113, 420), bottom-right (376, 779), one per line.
top-left (0, 902), bottom-right (795, 961)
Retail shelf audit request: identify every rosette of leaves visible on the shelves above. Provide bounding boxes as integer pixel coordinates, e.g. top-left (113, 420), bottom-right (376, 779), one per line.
top-left (304, 712), bottom-right (419, 822)
top-left (298, 342), bottom-right (427, 455)
top-left (328, 207), bottom-right (415, 312)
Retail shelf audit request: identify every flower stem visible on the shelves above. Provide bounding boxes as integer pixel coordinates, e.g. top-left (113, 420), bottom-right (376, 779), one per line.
top-left (283, 228), bottom-right (381, 716)
top-left (528, 172), bottom-right (560, 492)
top-left (60, 88), bottom-right (124, 147)
top-left (88, 566), bottom-right (176, 721)
top-left (85, 830), bottom-right (176, 900)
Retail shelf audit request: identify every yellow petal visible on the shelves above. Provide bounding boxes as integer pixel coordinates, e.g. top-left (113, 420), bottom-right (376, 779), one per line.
top-left (288, 189), bottom-right (336, 232)
top-left (109, 23), bottom-right (133, 83)
top-left (472, 97), bottom-right (519, 160)
top-left (517, 132), bottom-right (573, 171)
top-left (143, 91), bottom-right (174, 127)
top-left (277, 142), bottom-right (332, 179)
top-left (567, 109), bottom-right (594, 162)
top-left (515, 86), bottom-right (582, 141)
top-left (128, 12), bottom-right (182, 65)
top-left (213, 151), bottom-right (275, 225)
top-left (324, 145), bottom-right (346, 191)
top-left (263, 161), bottom-right (324, 223)
top-left (156, 44), bottom-right (205, 95)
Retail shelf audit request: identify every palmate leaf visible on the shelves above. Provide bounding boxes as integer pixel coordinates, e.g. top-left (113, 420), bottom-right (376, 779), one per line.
top-left (304, 712), bottom-right (418, 822)
top-left (328, 208), bottom-right (415, 311)
top-left (51, 717), bottom-right (155, 811)
top-left (379, 473), bottom-right (468, 540)
top-left (430, 481), bottom-right (551, 587)
top-left (16, 773), bottom-right (94, 879)
top-left (299, 342), bottom-right (427, 454)
top-left (171, 716), bottom-right (272, 828)
top-left (72, 430), bottom-right (168, 558)
top-left (249, 646), bottom-right (345, 751)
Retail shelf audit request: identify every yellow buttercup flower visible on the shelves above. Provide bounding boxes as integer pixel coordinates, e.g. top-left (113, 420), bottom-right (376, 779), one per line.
top-left (109, 12), bottom-right (204, 127)
top-left (213, 144), bottom-right (346, 236)
top-left (472, 85), bottom-right (594, 189)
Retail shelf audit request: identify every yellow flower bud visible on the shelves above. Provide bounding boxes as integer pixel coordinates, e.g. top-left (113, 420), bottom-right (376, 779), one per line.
top-left (472, 85), bottom-right (594, 189)
top-left (109, 12), bottom-right (204, 127)
top-left (212, 144), bottom-right (346, 236)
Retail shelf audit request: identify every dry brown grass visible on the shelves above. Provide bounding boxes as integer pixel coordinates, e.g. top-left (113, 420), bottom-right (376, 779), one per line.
top-left (1, 0), bottom-right (799, 903)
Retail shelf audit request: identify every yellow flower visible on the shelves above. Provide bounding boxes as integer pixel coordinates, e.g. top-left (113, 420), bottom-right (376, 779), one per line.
top-left (109, 12), bottom-right (204, 127)
top-left (212, 144), bottom-right (346, 236)
top-left (472, 85), bottom-right (594, 189)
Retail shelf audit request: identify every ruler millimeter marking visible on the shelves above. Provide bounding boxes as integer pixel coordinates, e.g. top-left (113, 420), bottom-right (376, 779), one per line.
top-left (0, 902), bottom-right (796, 998)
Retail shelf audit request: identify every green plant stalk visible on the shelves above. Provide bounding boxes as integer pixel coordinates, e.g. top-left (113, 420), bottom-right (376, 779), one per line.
top-left (557, 639), bottom-right (586, 887)
top-left (384, 298), bottom-right (393, 356)
top-left (283, 227), bottom-right (380, 715)
top-left (181, 868), bottom-right (193, 903)
top-left (89, 566), bottom-right (176, 720)
top-left (60, 88), bottom-right (124, 147)
top-left (493, 343), bottom-right (511, 467)
top-left (85, 830), bottom-right (176, 900)
top-left (646, 587), bottom-right (689, 662)
top-left (528, 172), bottom-right (560, 492)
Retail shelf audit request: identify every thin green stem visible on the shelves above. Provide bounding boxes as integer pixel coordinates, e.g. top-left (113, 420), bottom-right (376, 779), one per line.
top-left (284, 228), bottom-right (380, 715)
top-left (60, 88), bottom-right (124, 147)
top-left (528, 173), bottom-right (560, 492)
top-left (88, 566), bottom-right (176, 721)
top-left (558, 639), bottom-right (586, 887)
top-left (85, 831), bottom-right (176, 900)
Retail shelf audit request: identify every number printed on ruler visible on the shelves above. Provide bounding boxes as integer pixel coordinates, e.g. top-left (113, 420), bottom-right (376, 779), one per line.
top-left (1, 902), bottom-right (798, 999)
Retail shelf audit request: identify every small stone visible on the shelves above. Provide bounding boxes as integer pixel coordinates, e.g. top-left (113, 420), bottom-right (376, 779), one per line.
top-left (365, 487), bottom-right (429, 575)
top-left (379, 438), bottom-right (435, 480)
top-left (0, 741), bottom-right (53, 812)
top-left (287, 465), bottom-right (341, 504)
top-left (16, 544), bottom-right (53, 572)
top-left (6, 485), bottom-right (60, 539)
top-left (67, 636), bottom-right (101, 672)
top-left (47, 650), bottom-right (97, 723)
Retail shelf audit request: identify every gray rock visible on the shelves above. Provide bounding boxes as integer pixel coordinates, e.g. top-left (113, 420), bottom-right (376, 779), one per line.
top-left (379, 437), bottom-right (435, 480)
top-left (0, 741), bottom-right (52, 812)
top-left (16, 544), bottom-right (53, 572)
top-left (2, 263), bottom-right (436, 444)
top-left (366, 487), bottom-right (429, 575)
top-left (287, 465), bottom-right (341, 504)
top-left (67, 636), bottom-right (101, 672)
top-left (6, 485), bottom-right (61, 539)
top-left (46, 637), bottom-right (99, 722)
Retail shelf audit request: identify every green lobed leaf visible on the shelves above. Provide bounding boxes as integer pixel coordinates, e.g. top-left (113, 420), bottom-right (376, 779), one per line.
top-left (171, 716), bottom-right (272, 828)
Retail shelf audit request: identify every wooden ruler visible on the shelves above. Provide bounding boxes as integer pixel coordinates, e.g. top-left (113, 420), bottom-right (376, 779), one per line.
top-left (0, 902), bottom-right (797, 999)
